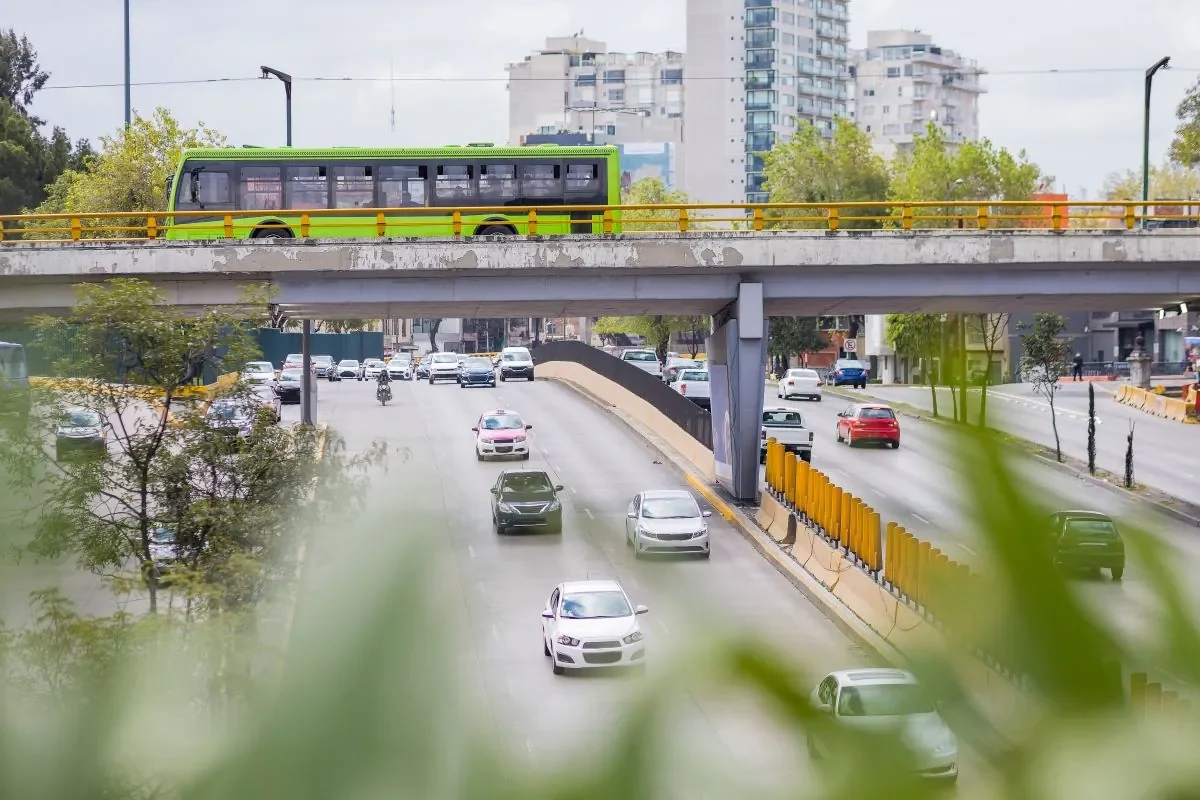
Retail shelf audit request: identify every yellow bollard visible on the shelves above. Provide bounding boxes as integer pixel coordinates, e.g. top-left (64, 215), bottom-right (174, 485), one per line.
top-left (848, 498), bottom-right (861, 559)
top-left (784, 452), bottom-right (797, 507)
top-left (832, 487), bottom-right (845, 547)
top-left (1145, 682), bottom-right (1163, 713)
top-left (905, 532), bottom-right (919, 601)
top-left (815, 474), bottom-right (827, 532)
top-left (772, 442), bottom-right (783, 492)
top-left (885, 521), bottom-right (898, 581)
top-left (765, 438), bottom-right (777, 489)
top-left (1162, 690), bottom-right (1179, 713)
top-left (917, 540), bottom-right (931, 610)
top-left (868, 511), bottom-right (882, 572)
top-left (854, 500), bottom-right (866, 561)
top-left (796, 460), bottom-right (809, 517)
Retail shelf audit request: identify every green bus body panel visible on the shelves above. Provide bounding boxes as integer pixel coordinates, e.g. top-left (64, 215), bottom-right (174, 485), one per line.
top-left (166, 145), bottom-right (623, 240)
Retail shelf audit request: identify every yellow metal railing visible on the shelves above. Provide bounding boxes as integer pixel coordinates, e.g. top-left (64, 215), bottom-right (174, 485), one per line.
top-left (0, 200), bottom-right (1193, 244)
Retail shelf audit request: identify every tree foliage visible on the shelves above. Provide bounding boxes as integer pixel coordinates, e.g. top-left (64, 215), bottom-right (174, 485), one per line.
top-left (966, 313), bottom-right (1010, 426)
top-left (1169, 77), bottom-right (1200, 167)
top-left (1102, 162), bottom-right (1200, 201)
top-left (769, 317), bottom-right (828, 361)
top-left (0, 29), bottom-right (48, 121)
top-left (592, 315), bottom-right (691, 362)
top-left (886, 313), bottom-right (946, 417)
top-left (1018, 313), bottom-right (1071, 462)
top-left (620, 176), bottom-right (696, 232)
top-left (762, 118), bottom-right (890, 228)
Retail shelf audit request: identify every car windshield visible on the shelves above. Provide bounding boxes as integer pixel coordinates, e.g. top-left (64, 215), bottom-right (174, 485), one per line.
top-left (669, 359), bottom-right (700, 369)
top-left (500, 473), bottom-right (553, 494)
top-left (313, 356), bottom-right (333, 365)
top-left (284, 354), bottom-right (302, 363)
top-left (679, 371), bottom-right (709, 381)
top-left (624, 352), bottom-right (657, 362)
top-left (763, 410), bottom-right (804, 426)
top-left (209, 403), bottom-right (252, 420)
top-left (560, 590), bottom-right (632, 619)
top-left (62, 410), bottom-right (101, 427)
top-left (642, 496), bottom-right (700, 519)
top-left (365, 360), bottom-right (384, 367)
top-left (503, 350), bottom-right (530, 361)
top-left (466, 358), bottom-right (491, 369)
top-left (836, 360), bottom-right (866, 370)
top-left (837, 684), bottom-right (934, 717)
top-left (482, 414), bottom-right (523, 430)
top-left (788, 369), bottom-right (818, 379)
top-left (149, 527), bottom-right (175, 545)
top-left (281, 370), bottom-right (303, 380)
top-left (432, 354), bottom-right (457, 363)
top-left (1064, 518), bottom-right (1119, 537)
top-left (339, 360), bottom-right (358, 367)
top-left (245, 362), bottom-right (273, 373)
top-left (859, 408), bottom-right (896, 420)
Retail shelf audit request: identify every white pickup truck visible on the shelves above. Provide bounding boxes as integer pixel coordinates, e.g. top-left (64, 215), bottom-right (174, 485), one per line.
top-left (760, 407), bottom-right (813, 464)
top-left (673, 368), bottom-right (710, 408)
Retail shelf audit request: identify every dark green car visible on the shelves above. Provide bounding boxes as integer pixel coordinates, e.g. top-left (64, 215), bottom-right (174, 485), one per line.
top-left (1048, 511), bottom-right (1125, 580)
top-left (491, 469), bottom-right (563, 535)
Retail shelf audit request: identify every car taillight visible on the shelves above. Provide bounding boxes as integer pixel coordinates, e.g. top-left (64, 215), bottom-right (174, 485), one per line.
top-left (835, 370), bottom-right (843, 376)
top-left (680, 383), bottom-right (687, 393)
top-left (761, 429), bottom-right (767, 440)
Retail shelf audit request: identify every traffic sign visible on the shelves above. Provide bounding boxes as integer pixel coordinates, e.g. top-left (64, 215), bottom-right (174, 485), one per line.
top-left (843, 338), bottom-right (857, 353)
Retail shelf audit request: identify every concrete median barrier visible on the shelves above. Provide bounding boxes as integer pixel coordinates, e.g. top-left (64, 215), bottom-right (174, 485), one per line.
top-left (1115, 383), bottom-right (1196, 423)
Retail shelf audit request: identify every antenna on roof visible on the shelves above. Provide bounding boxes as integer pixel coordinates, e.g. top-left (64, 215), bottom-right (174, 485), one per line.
top-left (389, 57), bottom-right (396, 134)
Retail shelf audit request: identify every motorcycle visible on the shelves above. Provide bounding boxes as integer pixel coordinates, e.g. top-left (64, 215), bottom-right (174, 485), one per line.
top-left (376, 383), bottom-right (392, 406)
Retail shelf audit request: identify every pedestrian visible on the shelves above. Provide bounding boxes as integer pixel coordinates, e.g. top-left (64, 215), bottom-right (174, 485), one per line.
top-left (1073, 353), bottom-right (1084, 381)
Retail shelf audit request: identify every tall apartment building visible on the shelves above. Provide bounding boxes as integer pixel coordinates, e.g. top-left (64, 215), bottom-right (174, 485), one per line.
top-left (506, 35), bottom-right (685, 181)
top-left (852, 30), bottom-right (985, 160)
top-left (684, 0), bottom-right (851, 204)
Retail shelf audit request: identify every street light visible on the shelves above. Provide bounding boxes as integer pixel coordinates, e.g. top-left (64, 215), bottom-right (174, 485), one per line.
top-left (123, 0), bottom-right (131, 127)
top-left (260, 66), bottom-right (293, 146)
top-left (1142, 56), bottom-right (1171, 228)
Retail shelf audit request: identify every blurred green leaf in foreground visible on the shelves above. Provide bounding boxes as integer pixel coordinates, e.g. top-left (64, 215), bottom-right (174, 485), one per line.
top-left (4, 405), bottom-right (1200, 798)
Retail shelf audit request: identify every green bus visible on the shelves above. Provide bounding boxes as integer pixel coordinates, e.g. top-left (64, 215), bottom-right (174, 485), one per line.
top-left (165, 144), bottom-right (622, 240)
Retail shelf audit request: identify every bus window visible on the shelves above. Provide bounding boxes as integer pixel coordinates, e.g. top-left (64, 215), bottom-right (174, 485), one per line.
top-left (333, 165), bottom-right (374, 208)
top-left (379, 165), bottom-right (426, 208)
top-left (521, 163), bottom-right (561, 199)
top-left (238, 166), bottom-right (282, 210)
top-left (287, 165), bottom-right (329, 209)
top-left (0, 344), bottom-right (27, 380)
top-left (434, 164), bottom-right (474, 206)
top-left (478, 164), bottom-right (518, 203)
top-left (565, 162), bottom-right (599, 194)
top-left (177, 167), bottom-right (231, 207)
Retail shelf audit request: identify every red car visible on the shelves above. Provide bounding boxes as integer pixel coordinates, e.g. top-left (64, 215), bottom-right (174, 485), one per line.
top-left (835, 403), bottom-right (900, 449)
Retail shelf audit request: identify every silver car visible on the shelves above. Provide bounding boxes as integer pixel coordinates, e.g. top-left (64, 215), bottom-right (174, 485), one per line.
top-left (625, 489), bottom-right (712, 559)
top-left (243, 361), bottom-right (277, 387)
top-left (808, 669), bottom-right (958, 783)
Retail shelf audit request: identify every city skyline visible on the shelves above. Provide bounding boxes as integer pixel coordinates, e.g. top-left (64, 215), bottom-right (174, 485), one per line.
top-left (8, 0), bottom-right (1200, 197)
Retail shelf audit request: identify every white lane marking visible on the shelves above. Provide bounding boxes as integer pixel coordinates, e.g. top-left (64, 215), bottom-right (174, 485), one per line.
top-left (872, 488), bottom-right (890, 499)
top-left (555, 464), bottom-right (564, 472)
top-left (957, 543), bottom-right (977, 556)
top-left (526, 740), bottom-right (536, 763)
top-left (585, 508), bottom-right (594, 520)
top-left (657, 618), bottom-right (670, 634)
top-left (491, 624), bottom-right (500, 642)
top-left (468, 545), bottom-right (476, 559)
top-left (911, 513), bottom-right (930, 525)
top-left (570, 486), bottom-right (578, 494)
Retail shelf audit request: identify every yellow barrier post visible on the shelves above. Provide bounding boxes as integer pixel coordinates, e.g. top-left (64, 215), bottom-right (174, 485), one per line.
top-left (820, 476), bottom-right (832, 537)
top-left (795, 460), bottom-right (809, 519)
top-left (765, 438), bottom-right (777, 488)
top-left (772, 441), bottom-right (783, 492)
top-left (917, 540), bottom-right (932, 612)
top-left (783, 452), bottom-right (797, 507)
top-left (1145, 682), bottom-right (1162, 713)
top-left (833, 487), bottom-right (847, 549)
top-left (812, 473), bottom-right (824, 533)
top-left (868, 511), bottom-right (882, 573)
top-left (896, 528), bottom-right (911, 596)
top-left (850, 498), bottom-right (862, 561)
top-left (885, 522), bottom-right (898, 582)
top-left (1130, 672), bottom-right (1147, 715)
top-left (1162, 690), bottom-right (1179, 713)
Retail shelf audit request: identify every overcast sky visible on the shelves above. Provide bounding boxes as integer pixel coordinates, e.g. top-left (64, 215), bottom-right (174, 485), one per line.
top-left (10, 0), bottom-right (1200, 196)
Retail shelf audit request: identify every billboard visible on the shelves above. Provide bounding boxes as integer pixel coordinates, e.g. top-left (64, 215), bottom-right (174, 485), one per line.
top-left (618, 142), bottom-right (676, 190)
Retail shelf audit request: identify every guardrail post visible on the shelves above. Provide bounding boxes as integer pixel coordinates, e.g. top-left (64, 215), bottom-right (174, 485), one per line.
top-left (528, 209), bottom-right (538, 236)
top-left (868, 511), bottom-right (882, 573)
top-left (827, 207), bottom-right (840, 232)
top-left (849, 498), bottom-right (861, 561)
top-left (452, 211), bottom-right (463, 236)
top-left (1051, 204), bottom-right (1064, 232)
top-left (0, 219), bottom-right (5, 241)
top-left (885, 521), bottom-right (897, 583)
top-left (376, 212), bottom-right (387, 237)
top-left (602, 209), bottom-right (614, 234)
top-left (1124, 204), bottom-right (1136, 230)
top-left (765, 438), bottom-right (777, 490)
top-left (837, 488), bottom-right (850, 550)
top-left (678, 207), bottom-right (690, 233)
top-left (783, 452), bottom-right (796, 507)
top-left (795, 460), bottom-right (809, 519)
top-left (753, 207), bottom-right (765, 232)
top-left (901, 205), bottom-right (913, 231)
top-left (69, 217), bottom-right (81, 241)
top-left (146, 215), bottom-right (158, 239)
top-left (815, 474), bottom-right (827, 535)
top-left (904, 532), bottom-right (918, 602)
top-left (917, 540), bottom-right (931, 613)
top-left (223, 215), bottom-right (233, 238)
top-left (976, 206), bottom-right (989, 230)
top-left (300, 214), bottom-right (310, 238)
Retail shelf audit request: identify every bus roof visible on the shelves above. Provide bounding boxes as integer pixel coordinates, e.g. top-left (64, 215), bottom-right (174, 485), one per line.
top-left (178, 145), bottom-right (620, 161)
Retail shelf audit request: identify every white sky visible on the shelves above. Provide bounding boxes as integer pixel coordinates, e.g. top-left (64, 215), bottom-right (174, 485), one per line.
top-left (10, 0), bottom-right (1200, 196)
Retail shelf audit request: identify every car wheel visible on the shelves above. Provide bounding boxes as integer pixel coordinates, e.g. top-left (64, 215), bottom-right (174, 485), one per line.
top-left (626, 531), bottom-right (633, 548)
top-left (476, 452), bottom-right (484, 461)
top-left (500, 374), bottom-right (506, 382)
top-left (460, 381), bottom-right (466, 389)
top-left (700, 548), bottom-right (711, 559)
top-left (428, 378), bottom-right (434, 384)
top-left (528, 373), bottom-right (535, 381)
top-left (836, 427), bottom-right (844, 443)
top-left (495, 521), bottom-right (506, 535)
top-left (552, 662), bottom-right (565, 675)
top-left (544, 639), bottom-right (551, 656)
top-left (815, 395), bottom-right (822, 402)
top-left (1111, 566), bottom-right (1124, 581)
top-left (759, 450), bottom-right (766, 465)
top-left (633, 543), bottom-right (644, 560)
top-left (521, 452), bottom-right (530, 460)
top-left (892, 440), bottom-right (900, 449)
top-left (846, 430), bottom-right (854, 447)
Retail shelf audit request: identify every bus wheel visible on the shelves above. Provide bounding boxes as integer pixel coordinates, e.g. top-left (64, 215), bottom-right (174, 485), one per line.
top-left (475, 225), bottom-right (516, 237)
top-left (252, 226), bottom-right (293, 240)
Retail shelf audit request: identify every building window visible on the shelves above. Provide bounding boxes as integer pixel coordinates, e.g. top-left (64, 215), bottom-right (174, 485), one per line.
top-left (782, 32), bottom-right (795, 45)
top-left (782, 11), bottom-right (795, 22)
top-left (609, 88), bottom-right (625, 103)
top-left (883, 123), bottom-right (901, 135)
top-left (660, 68), bottom-right (683, 85)
top-left (604, 70), bottom-right (626, 84)
top-left (333, 166), bottom-right (373, 208)
top-left (886, 67), bottom-right (901, 78)
top-left (286, 165), bottom-right (328, 209)
top-left (574, 73), bottom-right (596, 86)
top-left (862, 88), bottom-right (875, 97)
top-left (882, 105), bottom-right (891, 114)
top-left (860, 104), bottom-right (875, 115)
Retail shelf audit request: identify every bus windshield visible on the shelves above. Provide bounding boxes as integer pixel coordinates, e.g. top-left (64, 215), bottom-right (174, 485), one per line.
top-left (0, 344), bottom-right (29, 381)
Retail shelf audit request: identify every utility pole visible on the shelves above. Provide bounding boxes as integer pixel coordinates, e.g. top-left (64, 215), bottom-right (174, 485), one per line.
top-left (123, 0), bottom-right (131, 127)
top-left (260, 66), bottom-right (293, 146)
top-left (1142, 57), bottom-right (1171, 228)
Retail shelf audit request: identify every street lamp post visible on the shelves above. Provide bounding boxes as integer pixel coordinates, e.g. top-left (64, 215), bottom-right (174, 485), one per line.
top-left (123, 0), bottom-right (131, 127)
top-left (1143, 56), bottom-right (1171, 228)
top-left (260, 66), bottom-right (293, 146)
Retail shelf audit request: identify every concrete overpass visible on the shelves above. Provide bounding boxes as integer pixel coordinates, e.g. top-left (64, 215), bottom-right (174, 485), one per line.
top-left (2, 230), bottom-right (1200, 320)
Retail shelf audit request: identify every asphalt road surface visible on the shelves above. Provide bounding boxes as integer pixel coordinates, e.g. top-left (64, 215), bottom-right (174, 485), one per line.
top-left (284, 375), bottom-right (991, 796)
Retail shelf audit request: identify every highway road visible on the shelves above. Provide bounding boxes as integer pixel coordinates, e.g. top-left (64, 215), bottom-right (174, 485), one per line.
top-left (767, 385), bottom-right (1200, 648)
top-left (282, 376), bottom-right (991, 796)
top-left (856, 382), bottom-right (1200, 503)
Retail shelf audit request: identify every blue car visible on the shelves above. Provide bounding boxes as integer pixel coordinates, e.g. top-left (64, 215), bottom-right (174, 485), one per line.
top-left (830, 359), bottom-right (869, 389)
top-left (459, 356), bottom-right (497, 388)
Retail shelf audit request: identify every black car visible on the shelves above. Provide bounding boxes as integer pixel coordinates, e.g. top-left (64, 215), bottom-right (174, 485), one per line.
top-left (276, 368), bottom-right (313, 404)
top-left (460, 356), bottom-right (497, 388)
top-left (55, 408), bottom-right (106, 461)
top-left (1047, 511), bottom-right (1125, 580)
top-left (312, 355), bottom-right (340, 381)
top-left (491, 469), bottom-right (564, 535)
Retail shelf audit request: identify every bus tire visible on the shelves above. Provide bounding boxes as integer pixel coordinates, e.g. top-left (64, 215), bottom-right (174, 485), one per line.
top-left (252, 226), bottom-right (294, 240)
top-left (475, 224), bottom-right (516, 237)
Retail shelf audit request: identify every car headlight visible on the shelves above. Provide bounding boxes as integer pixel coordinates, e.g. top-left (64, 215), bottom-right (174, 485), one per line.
top-left (513, 435), bottom-right (526, 442)
top-left (556, 634), bottom-right (580, 647)
top-left (693, 526), bottom-right (707, 538)
top-left (623, 631), bottom-right (643, 644)
top-left (498, 503), bottom-right (516, 513)
top-left (547, 500), bottom-right (561, 511)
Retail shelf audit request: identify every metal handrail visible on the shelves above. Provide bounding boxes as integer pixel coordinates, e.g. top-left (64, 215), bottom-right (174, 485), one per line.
top-left (0, 200), bottom-right (1192, 244)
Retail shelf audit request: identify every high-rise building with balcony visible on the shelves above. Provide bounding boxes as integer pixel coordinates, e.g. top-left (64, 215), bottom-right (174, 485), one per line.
top-left (852, 30), bottom-right (985, 160)
top-left (684, 0), bottom-right (851, 204)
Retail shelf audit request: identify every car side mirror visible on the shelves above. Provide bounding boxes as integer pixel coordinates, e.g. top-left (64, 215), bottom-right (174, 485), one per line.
top-left (635, 605), bottom-right (649, 615)
top-left (541, 610), bottom-right (553, 619)
top-left (554, 484), bottom-right (564, 492)
top-left (490, 487), bottom-right (498, 494)
top-left (702, 510), bottom-right (713, 518)
top-left (627, 511), bottom-right (637, 519)
top-left (471, 426), bottom-right (478, 432)
top-left (813, 701), bottom-right (832, 714)
top-left (525, 424), bottom-right (533, 430)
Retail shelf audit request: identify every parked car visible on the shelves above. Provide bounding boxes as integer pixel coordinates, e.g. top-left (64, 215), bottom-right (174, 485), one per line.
top-left (620, 349), bottom-right (662, 379)
top-left (761, 407), bottom-right (814, 463)
top-left (835, 403), bottom-right (900, 449)
top-left (829, 359), bottom-right (869, 389)
top-left (777, 368), bottom-right (823, 401)
top-left (282, 354), bottom-right (317, 376)
top-left (1047, 510), bottom-right (1125, 580)
top-left (248, 384), bottom-right (282, 423)
top-left (673, 368), bottom-right (710, 409)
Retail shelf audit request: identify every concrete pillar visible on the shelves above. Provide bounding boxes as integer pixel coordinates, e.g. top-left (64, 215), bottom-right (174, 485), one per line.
top-left (301, 318), bottom-right (315, 426)
top-left (1128, 332), bottom-right (1152, 390)
top-left (705, 282), bottom-right (767, 502)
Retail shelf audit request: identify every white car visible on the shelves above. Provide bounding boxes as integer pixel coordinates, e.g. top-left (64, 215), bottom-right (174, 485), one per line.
top-left (673, 368), bottom-right (710, 409)
top-left (498, 346), bottom-right (535, 382)
top-left (386, 356), bottom-right (412, 380)
top-left (337, 359), bottom-right (361, 379)
top-left (626, 489), bottom-right (712, 558)
top-left (362, 359), bottom-right (386, 380)
top-left (808, 669), bottom-right (958, 783)
top-left (427, 352), bottom-right (460, 383)
top-left (620, 349), bottom-right (662, 378)
top-left (542, 580), bottom-right (648, 675)
top-left (243, 361), bottom-right (276, 386)
top-left (778, 368), bottom-right (823, 401)
top-left (473, 408), bottom-right (531, 460)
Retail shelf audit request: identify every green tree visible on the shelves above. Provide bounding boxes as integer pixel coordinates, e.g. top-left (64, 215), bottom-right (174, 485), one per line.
top-left (0, 29), bottom-right (48, 121)
top-left (0, 99), bottom-right (42, 213)
top-left (619, 176), bottom-right (695, 232)
top-left (769, 317), bottom-right (828, 364)
top-left (1018, 312), bottom-right (1071, 462)
top-left (888, 122), bottom-right (1046, 228)
top-left (593, 315), bottom-right (691, 363)
top-left (886, 313), bottom-right (945, 417)
top-left (1103, 162), bottom-right (1200, 201)
top-left (965, 313), bottom-right (1010, 427)
top-left (762, 117), bottom-right (891, 228)
top-left (1169, 77), bottom-right (1200, 166)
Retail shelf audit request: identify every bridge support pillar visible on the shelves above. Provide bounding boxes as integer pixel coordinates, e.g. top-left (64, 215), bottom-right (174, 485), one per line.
top-left (705, 282), bottom-right (767, 502)
top-left (301, 318), bottom-right (315, 426)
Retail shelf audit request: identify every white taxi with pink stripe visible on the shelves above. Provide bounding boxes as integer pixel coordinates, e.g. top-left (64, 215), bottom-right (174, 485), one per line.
top-left (473, 408), bottom-right (532, 461)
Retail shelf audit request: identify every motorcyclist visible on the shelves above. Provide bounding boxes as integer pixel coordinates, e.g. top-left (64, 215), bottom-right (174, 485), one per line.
top-left (376, 367), bottom-right (392, 402)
